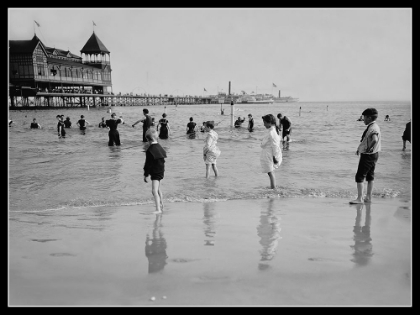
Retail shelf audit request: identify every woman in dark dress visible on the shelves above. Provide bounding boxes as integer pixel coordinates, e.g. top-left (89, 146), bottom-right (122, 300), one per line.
top-left (157, 113), bottom-right (170, 139)
top-left (186, 117), bottom-right (197, 139)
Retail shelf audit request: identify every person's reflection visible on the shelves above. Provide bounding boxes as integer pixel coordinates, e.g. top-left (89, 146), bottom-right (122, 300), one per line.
top-left (350, 203), bottom-right (373, 266)
top-left (145, 214), bottom-right (168, 273)
top-left (257, 198), bottom-right (281, 270)
top-left (203, 202), bottom-right (217, 246)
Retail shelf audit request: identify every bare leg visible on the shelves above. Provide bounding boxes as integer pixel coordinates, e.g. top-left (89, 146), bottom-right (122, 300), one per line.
top-left (151, 180), bottom-right (162, 213)
top-left (268, 172), bottom-right (276, 189)
top-left (212, 164), bottom-right (218, 177)
top-left (364, 181), bottom-right (374, 203)
top-left (205, 164), bottom-right (211, 178)
top-left (350, 182), bottom-right (364, 204)
top-left (158, 181), bottom-right (164, 210)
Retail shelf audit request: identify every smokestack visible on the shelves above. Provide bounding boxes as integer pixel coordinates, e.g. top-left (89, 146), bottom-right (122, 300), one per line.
top-left (228, 81), bottom-right (231, 95)
top-left (278, 90), bottom-right (281, 98)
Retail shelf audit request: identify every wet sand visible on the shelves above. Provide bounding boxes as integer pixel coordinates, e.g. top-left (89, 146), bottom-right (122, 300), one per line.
top-left (8, 197), bottom-right (411, 306)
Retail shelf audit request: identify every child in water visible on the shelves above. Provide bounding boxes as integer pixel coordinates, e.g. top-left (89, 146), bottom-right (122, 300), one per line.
top-left (203, 121), bottom-right (221, 178)
top-left (143, 128), bottom-right (167, 214)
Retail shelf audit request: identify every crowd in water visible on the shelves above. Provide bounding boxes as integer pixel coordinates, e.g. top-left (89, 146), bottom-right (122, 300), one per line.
top-left (9, 105), bottom-right (411, 212)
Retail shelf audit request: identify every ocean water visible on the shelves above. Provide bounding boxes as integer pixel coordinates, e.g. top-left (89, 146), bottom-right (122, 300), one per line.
top-left (8, 101), bottom-right (411, 213)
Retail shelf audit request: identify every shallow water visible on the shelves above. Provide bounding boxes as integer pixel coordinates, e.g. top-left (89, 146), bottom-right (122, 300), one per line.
top-left (8, 101), bottom-right (411, 212)
top-left (8, 198), bottom-right (411, 306)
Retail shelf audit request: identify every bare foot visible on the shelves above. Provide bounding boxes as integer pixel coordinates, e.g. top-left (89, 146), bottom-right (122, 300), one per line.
top-left (349, 199), bottom-right (364, 204)
top-left (363, 198), bottom-right (372, 203)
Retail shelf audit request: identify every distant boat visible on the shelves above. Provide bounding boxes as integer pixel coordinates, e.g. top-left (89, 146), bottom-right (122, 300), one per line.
top-left (237, 94), bottom-right (273, 104)
top-left (273, 96), bottom-right (299, 103)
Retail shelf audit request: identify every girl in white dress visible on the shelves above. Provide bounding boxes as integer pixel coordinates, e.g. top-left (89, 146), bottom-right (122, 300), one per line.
top-left (203, 121), bottom-right (221, 178)
top-left (260, 114), bottom-right (282, 188)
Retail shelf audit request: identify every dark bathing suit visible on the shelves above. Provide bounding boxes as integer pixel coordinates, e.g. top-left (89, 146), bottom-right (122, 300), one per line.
top-left (57, 121), bottom-right (66, 137)
top-left (144, 143), bottom-right (167, 181)
top-left (106, 118), bottom-right (121, 146)
top-left (186, 122), bottom-right (196, 138)
top-left (142, 115), bottom-right (153, 142)
top-left (158, 118), bottom-right (169, 139)
top-left (78, 119), bottom-right (86, 130)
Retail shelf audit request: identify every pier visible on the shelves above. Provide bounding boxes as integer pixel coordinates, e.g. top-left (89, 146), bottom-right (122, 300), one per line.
top-left (8, 90), bottom-right (215, 109)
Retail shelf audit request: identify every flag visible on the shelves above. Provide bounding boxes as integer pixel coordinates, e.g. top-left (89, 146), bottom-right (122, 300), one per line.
top-left (93, 21), bottom-right (96, 26)
top-left (34, 20), bottom-right (40, 27)
top-left (204, 88), bottom-right (207, 92)
top-left (272, 83), bottom-right (277, 88)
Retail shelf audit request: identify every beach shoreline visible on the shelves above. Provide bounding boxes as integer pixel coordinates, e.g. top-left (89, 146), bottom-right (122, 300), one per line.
top-left (9, 196), bottom-right (411, 306)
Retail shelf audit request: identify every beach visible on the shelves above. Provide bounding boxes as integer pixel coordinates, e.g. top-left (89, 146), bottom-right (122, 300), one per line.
top-left (8, 101), bottom-right (411, 306)
top-left (9, 197), bottom-right (411, 306)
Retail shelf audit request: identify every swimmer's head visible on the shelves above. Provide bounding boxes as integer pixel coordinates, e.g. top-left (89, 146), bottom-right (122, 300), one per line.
top-left (145, 128), bottom-right (158, 141)
top-left (81, 115), bottom-right (84, 118)
top-left (262, 114), bottom-right (276, 125)
top-left (248, 114), bottom-right (252, 118)
top-left (277, 113), bottom-right (283, 119)
top-left (66, 117), bottom-right (70, 120)
top-left (205, 121), bottom-right (214, 129)
top-left (143, 108), bottom-right (149, 114)
top-left (111, 113), bottom-right (116, 117)
top-left (162, 113), bottom-right (167, 118)
top-left (189, 117), bottom-right (193, 121)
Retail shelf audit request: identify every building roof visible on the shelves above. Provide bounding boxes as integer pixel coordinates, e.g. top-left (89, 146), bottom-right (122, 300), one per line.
top-left (9, 35), bottom-right (82, 61)
top-left (80, 32), bottom-right (110, 54)
top-left (9, 35), bottom-right (41, 54)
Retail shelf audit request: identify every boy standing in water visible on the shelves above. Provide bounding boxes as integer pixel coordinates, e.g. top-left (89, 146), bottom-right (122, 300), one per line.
top-left (350, 108), bottom-right (381, 204)
top-left (144, 128), bottom-right (167, 214)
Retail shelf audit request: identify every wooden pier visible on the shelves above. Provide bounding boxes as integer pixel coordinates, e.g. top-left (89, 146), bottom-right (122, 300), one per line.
top-left (9, 91), bottom-right (216, 109)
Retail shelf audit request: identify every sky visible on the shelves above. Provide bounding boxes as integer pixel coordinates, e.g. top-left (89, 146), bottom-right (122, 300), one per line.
top-left (8, 8), bottom-right (412, 102)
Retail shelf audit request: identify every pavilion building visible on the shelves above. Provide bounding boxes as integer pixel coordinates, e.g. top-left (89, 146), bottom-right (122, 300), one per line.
top-left (9, 31), bottom-right (112, 100)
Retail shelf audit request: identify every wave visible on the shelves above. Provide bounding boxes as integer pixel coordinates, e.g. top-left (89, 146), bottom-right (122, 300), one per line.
top-left (8, 187), bottom-right (403, 213)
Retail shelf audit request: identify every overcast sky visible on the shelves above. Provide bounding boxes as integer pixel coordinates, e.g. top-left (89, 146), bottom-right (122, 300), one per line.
top-left (8, 8), bottom-right (412, 102)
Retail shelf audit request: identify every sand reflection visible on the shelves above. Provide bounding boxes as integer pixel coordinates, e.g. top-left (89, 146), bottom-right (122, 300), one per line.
top-left (350, 203), bottom-right (373, 266)
top-left (203, 202), bottom-right (217, 246)
top-left (257, 198), bottom-right (281, 270)
top-left (145, 214), bottom-right (168, 273)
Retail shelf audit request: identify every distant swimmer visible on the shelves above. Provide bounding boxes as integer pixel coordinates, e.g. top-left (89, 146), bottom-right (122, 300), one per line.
top-left (357, 115), bottom-right (363, 121)
top-left (132, 108), bottom-right (153, 142)
top-left (234, 116), bottom-right (246, 127)
top-left (105, 112), bottom-right (122, 146)
top-left (247, 114), bottom-right (254, 132)
top-left (30, 118), bottom-right (41, 129)
top-left (76, 115), bottom-right (90, 135)
top-left (157, 113), bottom-right (170, 139)
top-left (384, 115), bottom-right (391, 121)
top-left (277, 113), bottom-right (292, 142)
top-left (98, 117), bottom-right (107, 128)
top-left (186, 117), bottom-right (197, 139)
top-left (200, 121), bottom-right (206, 133)
top-left (56, 115), bottom-right (66, 138)
top-left (63, 116), bottom-right (72, 128)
